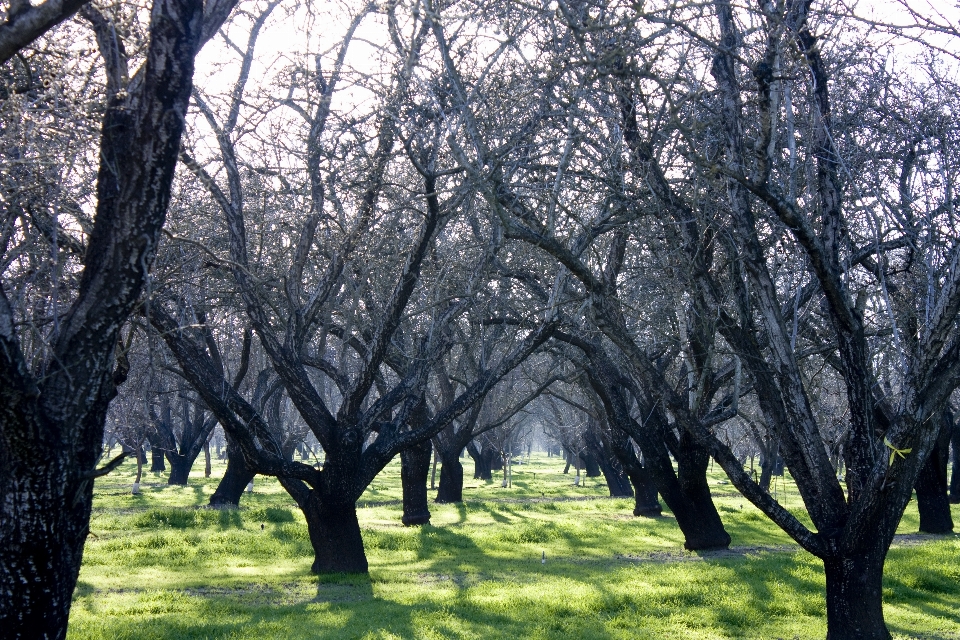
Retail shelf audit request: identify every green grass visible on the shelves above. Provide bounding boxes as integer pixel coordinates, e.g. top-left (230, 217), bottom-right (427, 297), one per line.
top-left (69, 452), bottom-right (960, 639)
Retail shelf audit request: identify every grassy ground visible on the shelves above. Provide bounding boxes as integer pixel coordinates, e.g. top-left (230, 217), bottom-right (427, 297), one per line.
top-left (69, 452), bottom-right (960, 639)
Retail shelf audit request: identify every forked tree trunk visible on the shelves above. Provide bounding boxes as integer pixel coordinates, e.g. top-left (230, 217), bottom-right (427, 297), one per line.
top-left (302, 495), bottom-right (368, 573)
top-left (400, 440), bottom-right (431, 525)
top-left (823, 550), bottom-right (890, 640)
top-left (209, 440), bottom-right (254, 507)
top-left (435, 453), bottom-right (464, 503)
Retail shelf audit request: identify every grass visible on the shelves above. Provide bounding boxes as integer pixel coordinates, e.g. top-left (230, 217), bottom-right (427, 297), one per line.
top-left (69, 452), bottom-right (960, 639)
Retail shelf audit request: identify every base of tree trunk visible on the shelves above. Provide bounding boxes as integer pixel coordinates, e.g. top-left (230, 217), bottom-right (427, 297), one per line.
top-left (1, 459), bottom-right (87, 640)
top-left (209, 453), bottom-right (255, 508)
top-left (305, 498), bottom-right (368, 574)
top-left (401, 441), bottom-right (432, 526)
top-left (629, 471), bottom-right (662, 517)
top-left (673, 435), bottom-right (731, 550)
top-left (824, 554), bottom-right (891, 640)
top-left (167, 455), bottom-right (196, 485)
top-left (150, 446), bottom-right (166, 472)
top-left (435, 455), bottom-right (464, 503)
top-left (914, 422), bottom-right (954, 533)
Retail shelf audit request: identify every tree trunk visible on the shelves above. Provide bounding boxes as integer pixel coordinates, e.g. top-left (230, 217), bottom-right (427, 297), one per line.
top-left (629, 464), bottom-right (662, 517)
top-left (597, 453), bottom-right (634, 497)
top-left (204, 439), bottom-right (212, 478)
top-left (758, 456), bottom-right (774, 491)
top-left (209, 439), bottom-right (254, 507)
top-left (580, 450), bottom-right (602, 477)
top-left (467, 443), bottom-right (493, 480)
top-left (150, 444), bottom-right (166, 472)
top-left (303, 496), bottom-right (368, 574)
top-left (0, 456), bottom-right (93, 640)
top-left (914, 417), bottom-right (954, 533)
top-left (823, 550), bottom-right (890, 640)
top-left (950, 419), bottom-right (960, 504)
top-left (167, 453), bottom-right (197, 485)
top-left (400, 440), bottom-right (431, 525)
top-left (435, 453), bottom-right (464, 503)
top-left (609, 435), bottom-right (662, 516)
top-left (133, 447), bottom-right (143, 494)
top-left (671, 433), bottom-right (731, 550)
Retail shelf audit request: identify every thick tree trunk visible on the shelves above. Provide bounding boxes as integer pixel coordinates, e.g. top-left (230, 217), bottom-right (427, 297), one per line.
top-left (209, 439), bottom-right (254, 507)
top-left (167, 452), bottom-right (198, 485)
top-left (823, 550), bottom-right (890, 640)
top-left (597, 454), bottom-right (634, 497)
top-left (630, 467), bottom-right (662, 516)
top-left (671, 433), bottom-right (731, 550)
top-left (435, 453), bottom-right (464, 503)
top-left (914, 418), bottom-right (954, 533)
top-left (0, 457), bottom-right (92, 640)
top-left (759, 449), bottom-right (783, 491)
top-left (303, 496), bottom-right (368, 573)
top-left (400, 440), bottom-right (431, 525)
top-left (580, 450), bottom-right (602, 478)
top-left (468, 443), bottom-right (493, 480)
top-left (150, 444), bottom-right (166, 472)
top-left (610, 436), bottom-right (662, 516)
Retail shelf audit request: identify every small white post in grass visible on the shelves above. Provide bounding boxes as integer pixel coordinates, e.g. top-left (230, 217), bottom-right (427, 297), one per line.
top-left (246, 480), bottom-right (254, 493)
top-left (541, 551), bottom-right (545, 564)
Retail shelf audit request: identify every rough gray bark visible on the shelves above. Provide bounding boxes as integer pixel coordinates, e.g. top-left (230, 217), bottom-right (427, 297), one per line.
top-left (0, 0), bottom-right (236, 636)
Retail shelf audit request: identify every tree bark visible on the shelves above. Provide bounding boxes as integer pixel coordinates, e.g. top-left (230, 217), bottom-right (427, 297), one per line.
top-left (673, 432), bottom-right (731, 550)
top-left (914, 415), bottom-right (954, 533)
top-left (166, 452), bottom-right (198, 485)
top-left (629, 464), bottom-right (662, 517)
top-left (950, 417), bottom-right (960, 504)
top-left (601, 462), bottom-right (633, 497)
top-left (400, 439), bottom-right (431, 525)
top-left (0, 0), bottom-right (219, 636)
top-left (579, 449), bottom-right (602, 477)
top-left (150, 443), bottom-right (166, 472)
top-left (303, 495), bottom-right (368, 573)
top-left (467, 442), bottom-right (493, 480)
top-left (824, 551), bottom-right (890, 640)
top-left (0, 455), bottom-right (95, 640)
top-left (611, 437), bottom-right (662, 516)
top-left (209, 437), bottom-right (254, 507)
top-left (435, 452), bottom-right (464, 503)
top-left (204, 439), bottom-right (212, 477)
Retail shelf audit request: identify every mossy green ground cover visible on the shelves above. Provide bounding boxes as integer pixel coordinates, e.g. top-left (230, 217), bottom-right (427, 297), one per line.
top-left (70, 453), bottom-right (960, 639)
